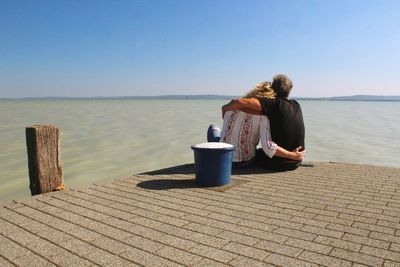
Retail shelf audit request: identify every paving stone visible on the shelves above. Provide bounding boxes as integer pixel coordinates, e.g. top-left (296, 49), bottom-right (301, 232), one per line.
top-left (192, 257), bottom-right (227, 267)
top-left (314, 214), bottom-right (353, 226)
top-left (156, 232), bottom-right (197, 250)
top-left (0, 218), bottom-right (21, 235)
top-left (265, 253), bottom-right (319, 267)
top-left (25, 240), bottom-right (68, 259)
top-left (329, 248), bottom-right (384, 267)
top-left (15, 197), bottom-right (50, 208)
top-left (4, 202), bottom-right (25, 210)
top-left (352, 221), bottom-right (395, 235)
top-left (66, 225), bottom-right (103, 242)
top-left (13, 206), bottom-right (53, 222)
top-left (396, 229), bottom-right (400, 236)
top-left (156, 246), bottom-right (202, 266)
top-left (303, 207), bottom-right (339, 217)
top-left (285, 237), bottom-right (333, 254)
top-left (273, 227), bottom-right (317, 241)
top-left (390, 243), bottom-right (400, 252)
top-left (255, 240), bottom-right (303, 258)
top-left (181, 214), bottom-right (213, 226)
top-left (208, 219), bottom-right (251, 234)
top-left (141, 220), bottom-right (194, 239)
top-left (120, 247), bottom-right (181, 267)
top-left (238, 219), bottom-right (277, 232)
top-left (361, 212), bottom-right (399, 223)
top-left (289, 216), bottom-right (330, 228)
top-left (301, 225), bottom-right (344, 239)
top-left (347, 204), bottom-right (383, 215)
top-left (183, 222), bottom-right (223, 236)
top-left (0, 235), bottom-right (32, 260)
top-left (63, 258), bottom-right (93, 267)
top-left (46, 248), bottom-right (87, 266)
top-left (207, 212), bottom-right (243, 224)
top-left (18, 220), bottom-right (54, 234)
top-left (217, 230), bottom-right (260, 246)
top-left (59, 238), bottom-right (99, 256)
top-left (314, 235), bottom-right (361, 252)
top-left (360, 245), bottom-right (400, 262)
top-left (39, 229), bottom-right (74, 244)
top-left (271, 201), bottom-right (305, 211)
top-left (337, 213), bottom-right (377, 225)
top-left (369, 231), bottom-right (400, 244)
top-left (212, 206), bottom-right (267, 222)
top-left (223, 242), bottom-right (270, 260)
top-left (298, 251), bottom-right (352, 267)
top-left (190, 232), bottom-right (230, 248)
top-left (327, 223), bottom-right (370, 237)
top-left (229, 255), bottom-right (274, 267)
top-left (342, 233), bottom-right (390, 249)
top-left (189, 243), bottom-right (237, 263)
top-left (264, 217), bottom-right (304, 229)
top-left (351, 264), bottom-right (371, 267)
top-left (85, 249), bottom-right (131, 266)
top-left (121, 234), bottom-right (165, 253)
top-left (0, 257), bottom-right (15, 267)
top-left (247, 228), bottom-right (289, 243)
top-left (376, 220), bottom-right (400, 230)
top-left (102, 217), bottom-right (137, 231)
top-left (384, 260), bottom-right (400, 267)
top-left (6, 227), bottom-right (43, 246)
top-left (383, 210), bottom-right (400, 218)
top-left (12, 252), bottom-right (57, 267)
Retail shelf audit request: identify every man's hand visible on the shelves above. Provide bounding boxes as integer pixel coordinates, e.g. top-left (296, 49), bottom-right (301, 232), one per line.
top-left (291, 146), bottom-right (305, 161)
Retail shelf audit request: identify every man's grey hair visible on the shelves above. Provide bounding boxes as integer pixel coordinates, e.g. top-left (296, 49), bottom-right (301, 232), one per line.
top-left (271, 74), bottom-right (293, 98)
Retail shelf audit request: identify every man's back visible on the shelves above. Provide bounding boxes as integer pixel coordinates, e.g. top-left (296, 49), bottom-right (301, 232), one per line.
top-left (258, 97), bottom-right (305, 155)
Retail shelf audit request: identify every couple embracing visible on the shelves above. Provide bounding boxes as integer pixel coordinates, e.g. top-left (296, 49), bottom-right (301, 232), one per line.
top-left (208, 74), bottom-right (305, 171)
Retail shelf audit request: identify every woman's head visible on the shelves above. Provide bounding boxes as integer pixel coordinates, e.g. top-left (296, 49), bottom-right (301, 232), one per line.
top-left (244, 81), bottom-right (276, 99)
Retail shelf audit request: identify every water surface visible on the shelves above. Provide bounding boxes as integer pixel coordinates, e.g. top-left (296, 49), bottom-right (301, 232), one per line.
top-left (1, 99), bottom-right (399, 202)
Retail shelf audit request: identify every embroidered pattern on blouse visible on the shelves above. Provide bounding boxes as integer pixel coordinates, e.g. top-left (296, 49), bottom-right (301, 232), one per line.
top-left (221, 111), bottom-right (238, 144)
top-left (238, 113), bottom-right (253, 161)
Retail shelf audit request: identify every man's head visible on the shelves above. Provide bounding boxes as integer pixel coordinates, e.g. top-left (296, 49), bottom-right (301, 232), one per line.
top-left (271, 74), bottom-right (293, 98)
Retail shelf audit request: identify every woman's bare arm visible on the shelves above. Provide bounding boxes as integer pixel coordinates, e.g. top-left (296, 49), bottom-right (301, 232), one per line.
top-left (275, 146), bottom-right (305, 161)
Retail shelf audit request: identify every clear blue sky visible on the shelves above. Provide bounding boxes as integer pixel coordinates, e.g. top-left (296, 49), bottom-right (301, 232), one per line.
top-left (1, 0), bottom-right (399, 98)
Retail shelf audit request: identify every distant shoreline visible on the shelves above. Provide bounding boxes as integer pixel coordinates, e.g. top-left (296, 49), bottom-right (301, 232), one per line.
top-left (1, 95), bottom-right (400, 101)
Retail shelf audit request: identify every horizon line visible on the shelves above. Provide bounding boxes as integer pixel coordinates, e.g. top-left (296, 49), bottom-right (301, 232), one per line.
top-left (1, 94), bottom-right (400, 100)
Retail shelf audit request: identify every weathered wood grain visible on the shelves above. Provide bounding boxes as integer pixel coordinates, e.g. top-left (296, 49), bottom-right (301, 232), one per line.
top-left (26, 125), bottom-right (64, 195)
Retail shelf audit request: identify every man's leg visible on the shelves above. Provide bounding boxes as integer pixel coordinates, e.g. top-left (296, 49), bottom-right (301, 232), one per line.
top-left (255, 148), bottom-right (300, 171)
top-left (207, 124), bottom-right (221, 142)
top-left (232, 157), bottom-right (255, 169)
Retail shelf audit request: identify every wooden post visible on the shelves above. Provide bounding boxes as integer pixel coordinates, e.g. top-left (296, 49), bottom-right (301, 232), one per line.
top-left (26, 125), bottom-right (65, 196)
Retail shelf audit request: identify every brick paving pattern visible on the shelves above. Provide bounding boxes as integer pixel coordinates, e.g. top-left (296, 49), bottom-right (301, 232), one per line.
top-left (0, 162), bottom-right (399, 266)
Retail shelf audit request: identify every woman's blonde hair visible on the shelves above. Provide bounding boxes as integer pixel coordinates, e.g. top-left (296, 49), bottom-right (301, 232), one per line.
top-left (244, 81), bottom-right (276, 99)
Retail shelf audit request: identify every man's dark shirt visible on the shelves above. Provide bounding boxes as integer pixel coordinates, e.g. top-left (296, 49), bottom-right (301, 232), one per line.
top-left (257, 97), bottom-right (305, 156)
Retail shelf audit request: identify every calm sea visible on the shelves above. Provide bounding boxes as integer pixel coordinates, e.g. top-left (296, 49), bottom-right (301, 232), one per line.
top-left (1, 99), bottom-right (399, 202)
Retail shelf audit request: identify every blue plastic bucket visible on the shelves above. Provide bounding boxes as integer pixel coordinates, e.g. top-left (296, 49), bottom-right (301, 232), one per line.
top-left (191, 142), bottom-right (235, 187)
